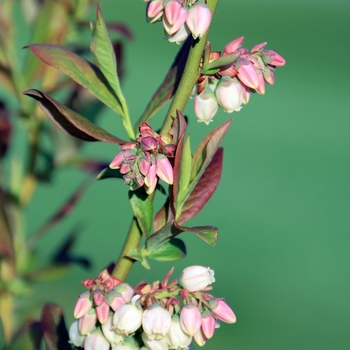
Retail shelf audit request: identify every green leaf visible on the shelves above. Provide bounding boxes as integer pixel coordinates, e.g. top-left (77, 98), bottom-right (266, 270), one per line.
top-left (22, 89), bottom-right (126, 144)
top-left (202, 52), bottom-right (240, 72)
top-left (25, 44), bottom-right (123, 115)
top-left (174, 222), bottom-right (218, 247)
top-left (127, 248), bottom-right (151, 270)
top-left (41, 304), bottom-right (71, 350)
top-left (135, 36), bottom-right (192, 128)
top-left (129, 190), bottom-right (153, 238)
top-left (146, 222), bottom-right (182, 252)
top-left (147, 238), bottom-right (186, 262)
top-left (90, 5), bottom-right (125, 117)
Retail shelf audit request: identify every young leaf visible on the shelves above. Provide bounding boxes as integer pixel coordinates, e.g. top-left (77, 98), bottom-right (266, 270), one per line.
top-left (174, 222), bottom-right (218, 247)
top-left (22, 89), bottom-right (126, 144)
top-left (177, 148), bottom-right (223, 224)
top-left (146, 221), bottom-right (182, 252)
top-left (25, 44), bottom-right (123, 115)
top-left (202, 52), bottom-right (240, 73)
top-left (41, 303), bottom-right (71, 350)
top-left (129, 190), bottom-right (153, 238)
top-left (127, 248), bottom-right (151, 270)
top-left (147, 238), bottom-right (186, 262)
top-left (135, 36), bottom-right (192, 128)
top-left (90, 5), bottom-right (125, 117)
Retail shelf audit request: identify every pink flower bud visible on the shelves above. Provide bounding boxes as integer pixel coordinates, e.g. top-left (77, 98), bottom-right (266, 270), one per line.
top-left (84, 329), bottom-right (110, 350)
top-left (180, 303), bottom-right (202, 336)
top-left (263, 66), bottom-right (275, 85)
top-left (93, 289), bottom-right (105, 306)
top-left (163, 5), bottom-right (188, 35)
top-left (142, 304), bottom-right (172, 340)
top-left (142, 332), bottom-right (169, 350)
top-left (236, 58), bottom-right (259, 89)
top-left (107, 291), bottom-right (127, 311)
top-left (181, 265), bottom-right (215, 292)
top-left (186, 3), bottom-right (212, 39)
top-left (78, 308), bottom-right (97, 335)
top-left (156, 154), bottom-right (173, 185)
top-left (102, 315), bottom-right (124, 346)
top-left (208, 298), bottom-right (236, 324)
top-left (138, 156), bottom-right (150, 176)
top-left (69, 320), bottom-right (86, 347)
top-left (215, 77), bottom-right (243, 113)
top-left (256, 69), bottom-right (265, 94)
top-left (201, 311), bottom-right (216, 339)
top-left (194, 87), bottom-right (218, 125)
top-left (112, 296), bottom-right (143, 336)
top-left (147, 0), bottom-right (164, 23)
top-left (109, 151), bottom-right (125, 169)
top-left (165, 23), bottom-right (190, 44)
top-left (74, 291), bottom-right (92, 319)
top-left (241, 83), bottom-right (251, 104)
top-left (166, 315), bottom-right (192, 349)
top-left (251, 42), bottom-right (267, 52)
top-left (114, 283), bottom-right (135, 302)
top-left (96, 301), bottom-right (110, 324)
top-left (224, 36), bottom-right (244, 55)
top-left (141, 136), bottom-right (158, 151)
top-left (193, 328), bottom-right (207, 347)
top-left (262, 50), bottom-right (285, 66)
top-left (164, 1), bottom-right (182, 26)
top-left (144, 161), bottom-right (158, 194)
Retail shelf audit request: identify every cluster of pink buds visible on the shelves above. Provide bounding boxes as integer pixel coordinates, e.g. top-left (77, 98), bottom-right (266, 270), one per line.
top-left (145, 0), bottom-right (212, 44)
top-left (193, 37), bottom-right (286, 124)
top-left (69, 265), bottom-right (236, 349)
top-left (109, 122), bottom-right (175, 194)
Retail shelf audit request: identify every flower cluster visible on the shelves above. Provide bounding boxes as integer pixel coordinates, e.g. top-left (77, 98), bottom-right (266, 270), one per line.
top-left (69, 265), bottom-right (236, 349)
top-left (109, 122), bottom-right (175, 194)
top-left (145, 0), bottom-right (212, 44)
top-left (193, 37), bottom-right (286, 124)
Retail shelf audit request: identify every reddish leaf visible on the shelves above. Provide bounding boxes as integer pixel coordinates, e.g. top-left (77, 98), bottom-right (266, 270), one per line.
top-left (169, 110), bottom-right (188, 145)
top-left (135, 36), bottom-right (192, 127)
top-left (41, 303), bottom-right (71, 350)
top-left (25, 44), bottom-right (123, 114)
top-left (22, 89), bottom-right (126, 143)
top-left (177, 148), bottom-right (223, 224)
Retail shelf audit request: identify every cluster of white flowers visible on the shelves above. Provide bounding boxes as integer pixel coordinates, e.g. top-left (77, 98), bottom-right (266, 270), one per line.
top-left (69, 266), bottom-right (236, 349)
top-left (145, 0), bottom-right (212, 44)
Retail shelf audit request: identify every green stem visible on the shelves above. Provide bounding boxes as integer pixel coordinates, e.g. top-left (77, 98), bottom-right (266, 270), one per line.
top-left (160, 0), bottom-right (220, 135)
top-left (112, 217), bottom-right (142, 281)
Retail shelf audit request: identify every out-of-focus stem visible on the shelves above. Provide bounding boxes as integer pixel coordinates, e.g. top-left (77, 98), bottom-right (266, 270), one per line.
top-left (160, 0), bottom-right (220, 135)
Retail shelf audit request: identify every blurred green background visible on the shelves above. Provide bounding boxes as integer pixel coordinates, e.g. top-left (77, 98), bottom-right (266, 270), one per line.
top-left (3, 0), bottom-right (349, 349)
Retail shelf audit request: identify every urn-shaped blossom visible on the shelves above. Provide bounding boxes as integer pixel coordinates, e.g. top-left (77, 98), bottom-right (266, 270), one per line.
top-left (84, 329), bottom-right (110, 350)
top-left (142, 332), bottom-right (169, 350)
top-left (200, 311), bottom-right (216, 339)
top-left (166, 315), bottom-right (192, 350)
top-left (113, 296), bottom-right (143, 336)
top-left (69, 319), bottom-right (86, 347)
top-left (194, 87), bottom-right (218, 125)
top-left (78, 308), bottom-right (97, 335)
top-left (181, 265), bottom-right (215, 292)
top-left (102, 315), bottom-right (124, 346)
top-left (186, 2), bottom-right (212, 39)
top-left (215, 77), bottom-right (243, 113)
top-left (142, 304), bottom-right (172, 340)
top-left (179, 303), bottom-right (202, 336)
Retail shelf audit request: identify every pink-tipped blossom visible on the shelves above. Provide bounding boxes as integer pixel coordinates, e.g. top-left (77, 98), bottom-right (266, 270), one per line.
top-left (224, 36), bottom-right (244, 55)
top-left (147, 0), bottom-right (164, 23)
top-left (215, 77), bottom-right (243, 113)
top-left (164, 1), bottom-right (182, 26)
top-left (181, 265), bottom-right (215, 292)
top-left (142, 304), bottom-right (172, 340)
top-left (113, 296), bottom-right (143, 336)
top-left (156, 154), bottom-right (173, 185)
top-left (166, 315), bottom-right (192, 349)
top-left (78, 308), bottom-right (97, 335)
top-left (107, 291), bottom-right (127, 311)
top-left (74, 291), bottom-right (92, 319)
top-left (186, 2), bottom-right (212, 39)
top-left (180, 303), bottom-right (202, 336)
top-left (193, 328), bottom-right (207, 347)
top-left (84, 329), bottom-right (110, 350)
top-left (194, 87), bottom-right (218, 125)
top-left (261, 50), bottom-right (286, 66)
top-left (114, 283), bottom-right (135, 302)
top-left (208, 298), bottom-right (236, 324)
top-left (69, 320), bottom-right (86, 347)
top-left (236, 58), bottom-right (259, 89)
top-left (200, 311), bottom-right (216, 339)
top-left (163, 6), bottom-right (188, 35)
top-left (96, 301), bottom-right (110, 324)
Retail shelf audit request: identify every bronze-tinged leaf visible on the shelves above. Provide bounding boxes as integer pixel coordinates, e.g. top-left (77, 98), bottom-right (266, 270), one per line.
top-left (41, 303), bottom-right (71, 350)
top-left (22, 89), bottom-right (126, 143)
top-left (135, 36), bottom-right (192, 128)
top-left (25, 44), bottom-right (123, 115)
top-left (177, 148), bottom-right (223, 224)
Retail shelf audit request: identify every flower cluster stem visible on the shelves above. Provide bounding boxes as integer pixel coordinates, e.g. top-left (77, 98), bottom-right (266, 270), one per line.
top-left (160, 0), bottom-right (220, 135)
